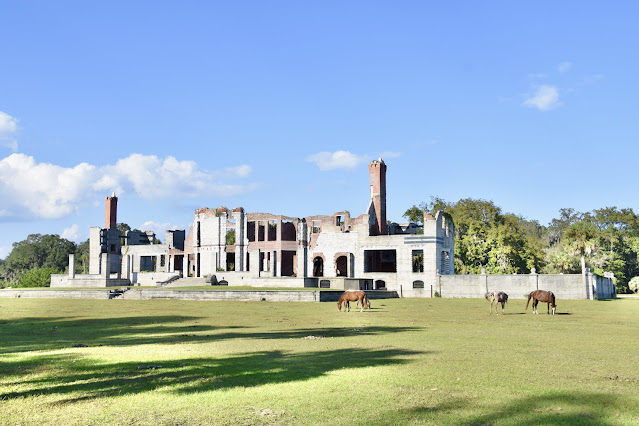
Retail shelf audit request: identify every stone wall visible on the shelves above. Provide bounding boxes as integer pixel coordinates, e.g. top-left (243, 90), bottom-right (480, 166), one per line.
top-left (50, 274), bottom-right (129, 288)
top-left (434, 271), bottom-right (615, 300)
top-left (0, 289), bottom-right (112, 299)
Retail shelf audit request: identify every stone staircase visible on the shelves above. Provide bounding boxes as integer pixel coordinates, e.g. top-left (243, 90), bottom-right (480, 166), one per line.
top-left (161, 277), bottom-right (209, 287)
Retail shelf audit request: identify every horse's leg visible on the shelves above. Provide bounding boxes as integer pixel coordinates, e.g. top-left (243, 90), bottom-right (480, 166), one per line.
top-left (547, 302), bottom-right (550, 315)
top-left (501, 301), bottom-right (505, 315)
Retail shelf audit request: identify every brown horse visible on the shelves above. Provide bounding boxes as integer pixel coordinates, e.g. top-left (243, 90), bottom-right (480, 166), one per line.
top-left (337, 290), bottom-right (370, 312)
top-left (485, 291), bottom-right (508, 315)
top-left (526, 290), bottom-right (556, 315)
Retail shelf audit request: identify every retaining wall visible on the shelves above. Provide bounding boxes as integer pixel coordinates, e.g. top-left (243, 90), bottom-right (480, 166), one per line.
top-left (0, 289), bottom-right (112, 299)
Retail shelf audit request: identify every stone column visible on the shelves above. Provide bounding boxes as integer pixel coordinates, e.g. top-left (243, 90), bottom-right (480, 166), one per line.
top-left (101, 254), bottom-right (109, 278)
top-left (68, 254), bottom-right (75, 279)
top-left (182, 255), bottom-right (188, 277)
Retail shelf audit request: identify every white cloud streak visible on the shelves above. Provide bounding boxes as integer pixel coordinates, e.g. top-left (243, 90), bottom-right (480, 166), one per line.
top-left (522, 85), bottom-right (561, 111)
top-left (61, 224), bottom-right (81, 242)
top-left (0, 111), bottom-right (18, 151)
top-left (558, 61), bottom-right (572, 72)
top-left (0, 153), bottom-right (254, 220)
top-left (306, 150), bottom-right (368, 171)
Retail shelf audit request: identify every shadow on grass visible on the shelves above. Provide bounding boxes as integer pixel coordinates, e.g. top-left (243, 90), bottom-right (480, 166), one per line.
top-left (1, 347), bottom-right (422, 403)
top-left (472, 391), bottom-right (631, 425)
top-left (0, 315), bottom-right (419, 354)
top-left (405, 391), bottom-right (630, 425)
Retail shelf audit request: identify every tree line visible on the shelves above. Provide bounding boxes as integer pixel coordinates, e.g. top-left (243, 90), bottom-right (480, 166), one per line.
top-left (2, 202), bottom-right (639, 293)
top-left (404, 197), bottom-right (639, 293)
top-left (0, 224), bottom-right (142, 288)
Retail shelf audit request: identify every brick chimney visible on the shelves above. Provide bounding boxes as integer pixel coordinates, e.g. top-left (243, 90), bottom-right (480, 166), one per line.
top-left (105, 193), bottom-right (117, 230)
top-left (368, 159), bottom-right (387, 235)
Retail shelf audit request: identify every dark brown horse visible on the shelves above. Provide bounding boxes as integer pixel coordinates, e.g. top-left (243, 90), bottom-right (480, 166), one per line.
top-left (485, 291), bottom-right (508, 315)
top-left (337, 290), bottom-right (370, 312)
top-left (526, 290), bottom-right (556, 315)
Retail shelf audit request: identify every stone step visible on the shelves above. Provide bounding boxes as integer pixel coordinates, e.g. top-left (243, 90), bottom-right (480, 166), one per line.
top-left (163, 277), bottom-right (209, 287)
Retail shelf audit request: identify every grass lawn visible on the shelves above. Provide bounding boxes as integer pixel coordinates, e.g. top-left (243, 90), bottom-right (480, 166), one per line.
top-left (0, 296), bottom-right (638, 425)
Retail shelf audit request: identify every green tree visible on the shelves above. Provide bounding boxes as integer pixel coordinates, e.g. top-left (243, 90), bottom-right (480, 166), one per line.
top-left (17, 267), bottom-right (60, 288)
top-left (563, 221), bottom-right (600, 294)
top-left (407, 197), bottom-right (546, 274)
top-left (0, 234), bottom-right (76, 286)
top-left (75, 239), bottom-right (90, 274)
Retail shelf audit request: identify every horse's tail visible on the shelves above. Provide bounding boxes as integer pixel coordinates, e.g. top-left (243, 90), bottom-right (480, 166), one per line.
top-left (503, 293), bottom-right (508, 303)
top-left (363, 293), bottom-right (370, 309)
top-left (525, 292), bottom-right (532, 310)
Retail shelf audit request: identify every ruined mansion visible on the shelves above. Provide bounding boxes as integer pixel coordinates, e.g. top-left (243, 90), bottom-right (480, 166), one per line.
top-left (52, 159), bottom-right (615, 299)
top-left (53, 159), bottom-right (455, 297)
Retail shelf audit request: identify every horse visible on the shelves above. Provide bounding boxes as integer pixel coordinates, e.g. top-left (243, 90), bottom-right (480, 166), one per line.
top-left (337, 290), bottom-right (371, 312)
top-left (526, 290), bottom-right (556, 315)
top-left (485, 291), bottom-right (508, 315)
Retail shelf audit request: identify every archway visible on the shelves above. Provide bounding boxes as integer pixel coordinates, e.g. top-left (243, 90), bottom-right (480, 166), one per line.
top-left (313, 257), bottom-right (324, 277)
top-left (336, 256), bottom-right (348, 277)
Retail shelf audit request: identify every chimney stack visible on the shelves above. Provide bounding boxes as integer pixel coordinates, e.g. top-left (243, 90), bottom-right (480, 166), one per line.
top-left (368, 159), bottom-right (387, 235)
top-left (105, 193), bottom-right (117, 230)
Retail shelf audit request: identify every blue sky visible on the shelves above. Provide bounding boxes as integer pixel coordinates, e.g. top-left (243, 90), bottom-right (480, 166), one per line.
top-left (1, 1), bottom-right (638, 258)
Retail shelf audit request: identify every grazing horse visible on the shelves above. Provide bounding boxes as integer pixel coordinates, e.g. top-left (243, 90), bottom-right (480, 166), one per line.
top-left (485, 291), bottom-right (508, 315)
top-left (337, 290), bottom-right (371, 312)
top-left (526, 290), bottom-right (556, 315)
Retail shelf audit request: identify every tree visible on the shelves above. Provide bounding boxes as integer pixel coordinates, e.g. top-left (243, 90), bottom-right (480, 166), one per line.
top-left (75, 239), bottom-right (90, 274)
top-left (18, 267), bottom-right (60, 288)
top-left (0, 234), bottom-right (76, 286)
top-left (563, 221), bottom-right (599, 295)
top-left (406, 197), bottom-right (546, 274)
top-left (547, 208), bottom-right (583, 246)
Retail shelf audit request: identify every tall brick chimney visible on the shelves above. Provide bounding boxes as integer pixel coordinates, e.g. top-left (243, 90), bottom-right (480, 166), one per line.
top-left (105, 193), bottom-right (117, 230)
top-left (368, 158), bottom-right (387, 235)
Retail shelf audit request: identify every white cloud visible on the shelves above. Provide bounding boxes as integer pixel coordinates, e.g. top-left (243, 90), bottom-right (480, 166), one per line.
top-left (139, 221), bottom-right (185, 241)
top-left (61, 224), bottom-right (81, 242)
top-left (306, 151), bottom-right (368, 171)
top-left (0, 111), bottom-right (18, 151)
top-left (558, 61), bottom-right (572, 73)
top-left (0, 153), bottom-right (254, 220)
top-left (224, 164), bottom-right (252, 178)
top-left (522, 85), bottom-right (561, 111)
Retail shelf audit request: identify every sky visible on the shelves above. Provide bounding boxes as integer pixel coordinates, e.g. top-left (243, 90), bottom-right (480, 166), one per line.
top-left (1, 1), bottom-right (638, 258)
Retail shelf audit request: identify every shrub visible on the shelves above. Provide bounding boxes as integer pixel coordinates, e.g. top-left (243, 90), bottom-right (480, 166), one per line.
top-left (17, 267), bottom-right (60, 288)
top-left (434, 291), bottom-right (441, 298)
top-left (629, 277), bottom-right (639, 294)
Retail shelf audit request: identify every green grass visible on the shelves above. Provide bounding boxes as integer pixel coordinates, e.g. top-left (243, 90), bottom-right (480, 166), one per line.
top-left (0, 297), bottom-right (638, 425)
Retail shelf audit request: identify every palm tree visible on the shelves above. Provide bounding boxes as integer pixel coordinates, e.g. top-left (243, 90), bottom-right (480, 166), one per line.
top-left (563, 222), bottom-right (599, 298)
